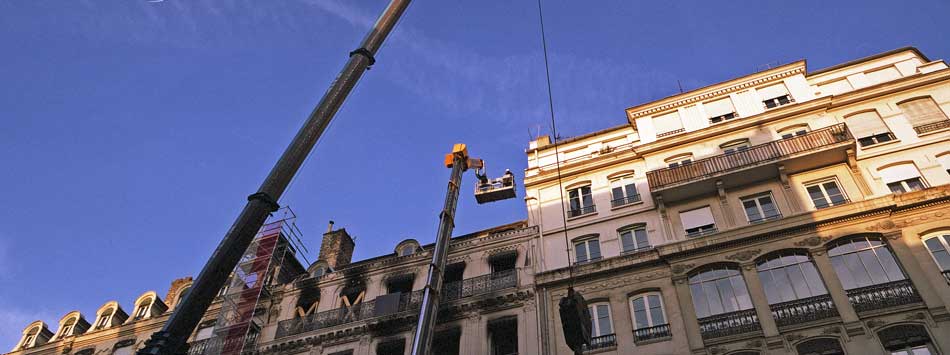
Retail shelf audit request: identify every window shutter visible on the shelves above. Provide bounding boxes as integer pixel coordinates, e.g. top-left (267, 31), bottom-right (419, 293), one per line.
top-left (898, 97), bottom-right (949, 126)
top-left (878, 164), bottom-right (920, 183)
top-left (704, 97), bottom-right (735, 118)
top-left (653, 111), bottom-right (683, 135)
top-left (757, 83), bottom-right (789, 100)
top-left (680, 207), bottom-right (715, 230)
top-left (845, 111), bottom-right (890, 138)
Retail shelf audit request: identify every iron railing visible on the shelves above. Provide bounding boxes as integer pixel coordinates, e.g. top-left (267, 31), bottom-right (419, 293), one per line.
top-left (913, 120), bottom-right (950, 135)
top-left (685, 226), bottom-right (718, 238)
top-left (847, 279), bottom-right (922, 313)
top-left (633, 323), bottom-right (671, 344)
top-left (275, 290), bottom-right (423, 338)
top-left (814, 198), bottom-right (851, 210)
top-left (646, 123), bottom-right (851, 189)
top-left (568, 205), bottom-right (597, 218)
top-left (611, 194), bottom-right (642, 207)
top-left (698, 309), bottom-right (760, 339)
top-left (748, 213), bottom-right (783, 224)
top-left (187, 332), bottom-right (259, 355)
top-left (582, 334), bottom-right (617, 352)
top-left (942, 270), bottom-right (950, 285)
top-left (442, 269), bottom-right (518, 301)
top-left (770, 294), bottom-right (839, 328)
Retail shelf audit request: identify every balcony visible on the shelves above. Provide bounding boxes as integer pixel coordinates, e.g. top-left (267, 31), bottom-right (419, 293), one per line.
top-left (275, 290), bottom-right (423, 338)
top-left (913, 120), bottom-right (950, 135)
top-left (942, 270), bottom-right (950, 285)
top-left (187, 332), bottom-right (259, 355)
top-left (646, 123), bottom-right (853, 202)
top-left (847, 279), bottom-right (922, 313)
top-left (567, 205), bottom-right (597, 218)
top-left (770, 294), bottom-right (839, 328)
top-left (698, 309), bottom-right (761, 339)
top-left (442, 269), bottom-right (519, 302)
top-left (633, 324), bottom-right (671, 344)
top-left (582, 334), bottom-right (617, 352)
top-left (610, 194), bottom-right (642, 208)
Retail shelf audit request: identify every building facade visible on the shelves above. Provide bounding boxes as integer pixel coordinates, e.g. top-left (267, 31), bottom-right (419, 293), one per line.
top-left (8, 47), bottom-right (950, 355)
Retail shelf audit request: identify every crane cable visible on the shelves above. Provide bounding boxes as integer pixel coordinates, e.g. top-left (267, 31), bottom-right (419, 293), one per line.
top-left (535, 0), bottom-right (576, 287)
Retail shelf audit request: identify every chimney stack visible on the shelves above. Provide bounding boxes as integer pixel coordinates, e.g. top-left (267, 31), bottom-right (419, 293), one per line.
top-left (318, 224), bottom-right (354, 270)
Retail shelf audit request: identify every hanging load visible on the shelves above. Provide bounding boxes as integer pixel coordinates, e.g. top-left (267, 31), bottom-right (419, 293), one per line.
top-left (473, 160), bottom-right (517, 204)
top-left (559, 287), bottom-right (592, 355)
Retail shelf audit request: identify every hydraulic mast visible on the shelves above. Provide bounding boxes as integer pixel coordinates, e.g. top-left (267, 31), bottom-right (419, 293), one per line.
top-left (137, 1), bottom-right (412, 354)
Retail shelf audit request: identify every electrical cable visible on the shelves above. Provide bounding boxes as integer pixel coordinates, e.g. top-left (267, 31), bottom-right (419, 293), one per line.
top-left (535, 0), bottom-right (576, 287)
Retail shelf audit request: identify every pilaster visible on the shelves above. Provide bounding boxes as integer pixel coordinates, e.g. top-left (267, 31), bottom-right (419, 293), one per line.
top-left (738, 262), bottom-right (779, 337)
top-left (673, 275), bottom-right (705, 352)
top-left (809, 247), bottom-right (860, 323)
top-left (883, 230), bottom-right (950, 318)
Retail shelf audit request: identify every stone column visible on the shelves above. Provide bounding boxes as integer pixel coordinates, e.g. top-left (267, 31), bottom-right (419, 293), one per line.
top-left (738, 262), bottom-right (778, 336)
top-left (460, 315), bottom-right (484, 355)
top-left (672, 275), bottom-right (705, 352)
top-left (883, 230), bottom-right (950, 316)
top-left (809, 247), bottom-right (859, 322)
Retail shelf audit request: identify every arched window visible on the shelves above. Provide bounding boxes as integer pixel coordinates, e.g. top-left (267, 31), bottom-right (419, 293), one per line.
top-left (95, 308), bottom-right (114, 330)
top-left (688, 265), bottom-right (753, 318)
top-left (878, 163), bottom-right (927, 193)
top-left (795, 337), bottom-right (845, 355)
top-left (58, 318), bottom-right (76, 338)
top-left (877, 324), bottom-right (937, 355)
top-left (828, 235), bottom-right (906, 290)
top-left (756, 252), bottom-right (827, 304)
top-left (134, 297), bottom-right (152, 320)
top-left (20, 326), bottom-right (40, 349)
top-left (922, 231), bottom-right (950, 275)
top-left (177, 286), bottom-right (191, 306)
top-left (394, 239), bottom-right (420, 257)
top-left (629, 292), bottom-right (670, 344)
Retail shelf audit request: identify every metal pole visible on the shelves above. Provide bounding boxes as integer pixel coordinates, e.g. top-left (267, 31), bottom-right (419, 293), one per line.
top-left (410, 153), bottom-right (466, 355)
top-left (138, 1), bottom-right (412, 354)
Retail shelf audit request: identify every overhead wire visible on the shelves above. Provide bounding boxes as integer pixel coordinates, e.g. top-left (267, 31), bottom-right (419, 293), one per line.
top-left (535, 0), bottom-right (576, 286)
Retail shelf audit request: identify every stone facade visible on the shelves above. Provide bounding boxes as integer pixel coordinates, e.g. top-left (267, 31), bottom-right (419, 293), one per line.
top-left (7, 47), bottom-right (950, 355)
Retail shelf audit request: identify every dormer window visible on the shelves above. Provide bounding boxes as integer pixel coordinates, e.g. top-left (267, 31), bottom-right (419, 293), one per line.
top-left (59, 319), bottom-right (74, 338)
top-left (21, 329), bottom-right (37, 349)
top-left (758, 83), bottom-right (793, 109)
top-left (134, 298), bottom-right (151, 320)
top-left (704, 97), bottom-right (738, 124)
top-left (399, 246), bottom-right (415, 256)
top-left (95, 309), bottom-right (113, 330)
top-left (313, 266), bottom-right (327, 277)
top-left (395, 239), bottom-right (421, 257)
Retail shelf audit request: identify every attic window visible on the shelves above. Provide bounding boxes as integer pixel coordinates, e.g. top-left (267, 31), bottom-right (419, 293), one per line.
top-left (134, 298), bottom-right (152, 320)
top-left (399, 245), bottom-right (415, 256)
top-left (95, 309), bottom-right (113, 330)
top-left (59, 318), bottom-right (76, 338)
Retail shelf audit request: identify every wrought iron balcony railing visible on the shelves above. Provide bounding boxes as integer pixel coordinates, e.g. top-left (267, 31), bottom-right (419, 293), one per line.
top-left (942, 270), bottom-right (950, 285)
top-left (610, 194), bottom-right (642, 208)
top-left (913, 120), bottom-right (950, 135)
top-left (187, 332), bottom-right (259, 355)
top-left (582, 334), bottom-right (617, 352)
top-left (442, 269), bottom-right (519, 302)
top-left (567, 205), bottom-right (597, 218)
top-left (770, 294), bottom-right (839, 328)
top-left (646, 123), bottom-right (851, 190)
top-left (698, 309), bottom-right (761, 339)
top-left (748, 213), bottom-right (783, 224)
top-left (633, 323), bottom-right (671, 344)
top-left (846, 279), bottom-right (922, 313)
top-left (275, 290), bottom-right (423, 338)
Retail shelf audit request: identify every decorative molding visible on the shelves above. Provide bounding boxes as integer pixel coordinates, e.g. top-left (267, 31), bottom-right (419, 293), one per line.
top-left (904, 311), bottom-right (927, 321)
top-left (745, 339), bottom-right (764, 348)
top-left (725, 249), bottom-right (761, 262)
top-left (672, 263), bottom-right (695, 275)
top-left (113, 339), bottom-right (135, 349)
top-left (794, 236), bottom-right (831, 247)
top-left (822, 326), bottom-right (842, 335)
top-left (785, 333), bottom-right (804, 343)
top-left (866, 319), bottom-right (887, 329)
top-left (866, 211), bottom-right (947, 232)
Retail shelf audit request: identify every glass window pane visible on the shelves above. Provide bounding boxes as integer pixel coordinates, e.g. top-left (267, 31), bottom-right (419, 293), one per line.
top-left (730, 276), bottom-right (753, 310)
top-left (758, 270), bottom-right (780, 304)
top-left (771, 268), bottom-right (795, 302)
top-left (830, 256), bottom-right (856, 290)
top-left (703, 282), bottom-right (725, 315)
top-left (632, 297), bottom-right (646, 312)
top-left (760, 196), bottom-right (779, 217)
top-left (575, 243), bottom-right (587, 263)
top-left (635, 229), bottom-right (649, 249)
top-left (588, 241), bottom-right (601, 260)
top-left (743, 200), bottom-right (761, 221)
top-left (647, 296), bottom-right (666, 325)
top-left (620, 232), bottom-right (634, 252)
top-left (843, 253), bottom-right (872, 288)
top-left (716, 278), bottom-right (738, 312)
top-left (786, 265), bottom-right (813, 299)
top-left (906, 178), bottom-right (925, 191)
top-left (634, 308), bottom-right (649, 329)
top-left (852, 237), bottom-right (871, 250)
top-left (858, 249), bottom-right (889, 285)
top-left (875, 247), bottom-right (906, 281)
top-left (925, 237), bottom-right (947, 252)
top-left (932, 250), bottom-right (950, 271)
top-left (625, 183), bottom-right (638, 197)
top-left (612, 187), bottom-right (624, 201)
top-left (690, 284), bottom-right (710, 318)
top-left (597, 305), bottom-right (612, 335)
top-left (800, 263), bottom-right (828, 295)
top-left (807, 185), bottom-right (828, 206)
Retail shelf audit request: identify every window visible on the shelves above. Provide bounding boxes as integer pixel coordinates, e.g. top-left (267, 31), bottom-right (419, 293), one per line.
top-left (574, 237), bottom-right (602, 264)
top-left (134, 298), bottom-right (151, 320)
top-left (619, 225), bottom-right (650, 253)
top-left (828, 235), bottom-right (906, 290)
top-left (488, 317), bottom-right (518, 355)
top-left (313, 266), bottom-right (327, 277)
top-left (567, 185), bottom-right (595, 217)
top-left (741, 193), bottom-right (781, 223)
top-left (432, 327), bottom-right (461, 355)
top-left (795, 338), bottom-right (845, 355)
top-left (489, 252), bottom-right (517, 273)
top-left (21, 328), bottom-right (39, 349)
top-left (59, 319), bottom-right (75, 338)
top-left (653, 111), bottom-right (684, 137)
top-left (630, 293), bottom-right (667, 330)
top-left (95, 309), bottom-right (113, 330)
top-left (666, 154), bottom-right (693, 168)
top-left (587, 303), bottom-right (614, 337)
top-left (398, 245), bottom-right (415, 256)
top-left (680, 206), bottom-right (717, 238)
top-left (177, 286), bottom-right (191, 306)
top-left (922, 232), bottom-right (950, 273)
top-left (688, 265), bottom-right (753, 318)
top-left (385, 274), bottom-right (415, 294)
top-left (879, 163), bottom-right (927, 194)
top-left (720, 139), bottom-right (750, 155)
top-left (194, 326), bottom-right (214, 341)
top-left (777, 125), bottom-right (809, 139)
top-left (898, 97), bottom-right (950, 135)
top-left (878, 324), bottom-right (937, 355)
top-left (705, 97), bottom-right (738, 124)
top-left (758, 83), bottom-right (793, 109)
top-left (756, 252), bottom-right (827, 305)
top-left (804, 179), bottom-right (849, 209)
top-left (938, 153), bottom-right (950, 175)
top-left (375, 339), bottom-right (405, 355)
top-left (845, 111), bottom-right (895, 147)
top-left (610, 175), bottom-right (640, 207)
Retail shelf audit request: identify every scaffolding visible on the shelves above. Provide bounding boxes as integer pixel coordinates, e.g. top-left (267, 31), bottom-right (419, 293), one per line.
top-left (203, 208), bottom-right (305, 355)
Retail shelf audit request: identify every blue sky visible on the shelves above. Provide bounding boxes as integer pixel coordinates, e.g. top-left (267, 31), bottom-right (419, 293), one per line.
top-left (0, 0), bottom-right (947, 347)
